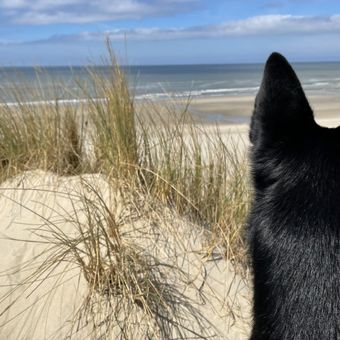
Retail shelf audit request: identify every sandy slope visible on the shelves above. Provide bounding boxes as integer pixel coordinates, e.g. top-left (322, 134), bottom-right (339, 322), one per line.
top-left (0, 170), bottom-right (251, 339)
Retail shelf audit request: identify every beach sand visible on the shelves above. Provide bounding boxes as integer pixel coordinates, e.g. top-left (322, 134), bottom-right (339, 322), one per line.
top-left (0, 94), bottom-right (339, 339)
top-left (0, 171), bottom-right (251, 339)
top-left (189, 94), bottom-right (340, 127)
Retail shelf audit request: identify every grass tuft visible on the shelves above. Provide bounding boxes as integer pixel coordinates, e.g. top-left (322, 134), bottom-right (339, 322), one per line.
top-left (0, 44), bottom-right (251, 338)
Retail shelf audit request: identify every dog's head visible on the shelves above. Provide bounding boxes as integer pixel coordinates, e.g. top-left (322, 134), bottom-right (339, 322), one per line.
top-left (250, 53), bottom-right (340, 208)
top-left (250, 52), bottom-right (316, 147)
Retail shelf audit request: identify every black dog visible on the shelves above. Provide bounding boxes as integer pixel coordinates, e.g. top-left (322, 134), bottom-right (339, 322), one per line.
top-left (248, 52), bottom-right (340, 339)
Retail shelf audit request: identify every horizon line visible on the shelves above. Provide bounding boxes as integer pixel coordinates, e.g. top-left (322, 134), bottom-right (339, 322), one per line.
top-left (2, 59), bottom-right (340, 68)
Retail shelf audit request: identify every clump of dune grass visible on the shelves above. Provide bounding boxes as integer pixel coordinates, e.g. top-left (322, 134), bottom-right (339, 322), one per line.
top-left (0, 174), bottom-right (220, 339)
top-left (65, 180), bottom-right (217, 339)
top-left (0, 44), bottom-right (251, 337)
top-left (136, 111), bottom-right (250, 268)
top-left (85, 52), bottom-right (138, 176)
top-left (0, 47), bottom-right (250, 265)
top-left (81, 46), bottom-right (250, 267)
top-left (0, 80), bottom-right (90, 180)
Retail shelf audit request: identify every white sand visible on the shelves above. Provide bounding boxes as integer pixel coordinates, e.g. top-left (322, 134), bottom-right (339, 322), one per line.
top-left (0, 170), bottom-right (251, 339)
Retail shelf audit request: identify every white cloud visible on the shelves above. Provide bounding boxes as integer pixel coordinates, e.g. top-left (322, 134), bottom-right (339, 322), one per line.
top-left (215, 15), bottom-right (340, 36)
top-left (27, 14), bottom-right (340, 43)
top-left (0, 0), bottom-right (200, 24)
top-left (2, 14), bottom-right (340, 46)
top-left (0, 0), bottom-right (26, 9)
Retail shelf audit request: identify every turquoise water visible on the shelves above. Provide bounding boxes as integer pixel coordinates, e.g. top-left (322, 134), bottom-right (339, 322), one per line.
top-left (1, 62), bottom-right (340, 104)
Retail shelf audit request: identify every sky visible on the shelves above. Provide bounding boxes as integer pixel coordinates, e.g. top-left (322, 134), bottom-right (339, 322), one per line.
top-left (1, 0), bottom-right (340, 65)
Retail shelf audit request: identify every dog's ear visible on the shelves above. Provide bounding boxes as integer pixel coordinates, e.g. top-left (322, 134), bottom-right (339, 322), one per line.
top-left (250, 52), bottom-right (315, 145)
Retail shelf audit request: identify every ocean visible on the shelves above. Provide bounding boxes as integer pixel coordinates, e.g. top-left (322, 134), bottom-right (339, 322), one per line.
top-left (1, 62), bottom-right (340, 104)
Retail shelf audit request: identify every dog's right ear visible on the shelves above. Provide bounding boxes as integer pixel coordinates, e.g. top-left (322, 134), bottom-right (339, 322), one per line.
top-left (250, 52), bottom-right (316, 146)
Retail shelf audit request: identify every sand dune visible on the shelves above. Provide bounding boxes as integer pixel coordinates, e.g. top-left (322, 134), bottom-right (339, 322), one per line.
top-left (0, 170), bottom-right (251, 339)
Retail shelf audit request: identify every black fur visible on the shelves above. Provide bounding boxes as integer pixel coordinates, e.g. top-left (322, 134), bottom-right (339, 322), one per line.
top-left (248, 52), bottom-right (340, 340)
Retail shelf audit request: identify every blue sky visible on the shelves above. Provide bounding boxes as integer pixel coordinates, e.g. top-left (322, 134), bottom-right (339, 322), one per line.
top-left (1, 0), bottom-right (340, 65)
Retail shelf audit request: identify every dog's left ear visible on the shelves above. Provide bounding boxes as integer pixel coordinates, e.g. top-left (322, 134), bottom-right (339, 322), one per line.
top-left (250, 52), bottom-right (315, 145)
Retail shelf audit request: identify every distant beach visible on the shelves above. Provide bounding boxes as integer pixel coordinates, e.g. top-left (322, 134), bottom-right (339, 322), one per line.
top-left (189, 94), bottom-right (340, 126)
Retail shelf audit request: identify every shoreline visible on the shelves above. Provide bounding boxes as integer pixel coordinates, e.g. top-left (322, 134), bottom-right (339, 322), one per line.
top-left (1, 93), bottom-right (339, 128)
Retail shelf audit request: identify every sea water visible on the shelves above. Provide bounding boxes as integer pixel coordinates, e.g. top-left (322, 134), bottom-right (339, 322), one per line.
top-left (1, 62), bottom-right (340, 105)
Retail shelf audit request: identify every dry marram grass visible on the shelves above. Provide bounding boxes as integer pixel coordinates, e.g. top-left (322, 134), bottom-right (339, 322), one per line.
top-left (0, 46), bottom-right (251, 339)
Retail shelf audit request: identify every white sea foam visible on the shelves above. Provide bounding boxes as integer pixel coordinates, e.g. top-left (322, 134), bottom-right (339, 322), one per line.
top-left (303, 81), bottom-right (330, 88)
top-left (135, 86), bottom-right (260, 100)
top-left (0, 97), bottom-right (106, 107)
